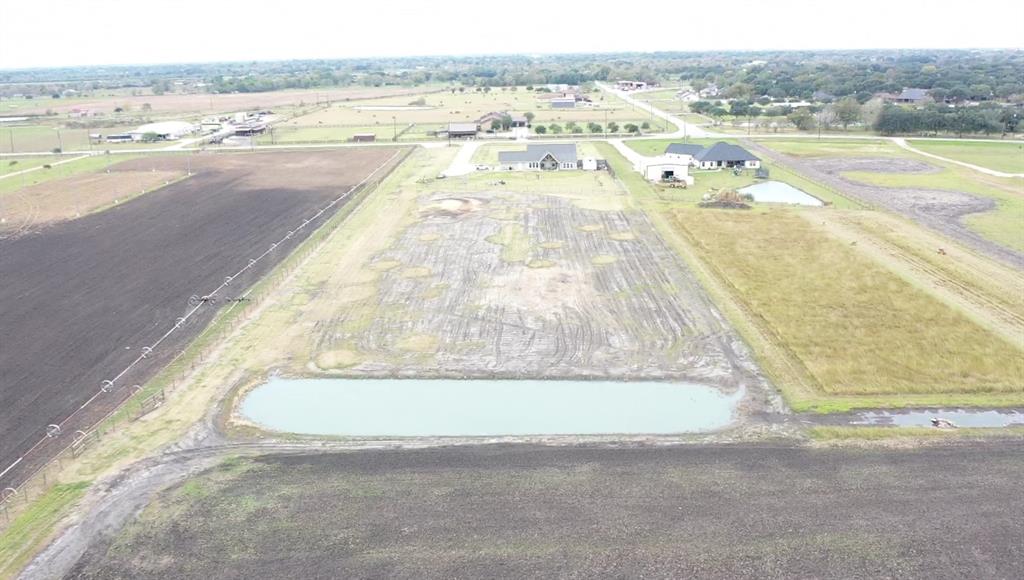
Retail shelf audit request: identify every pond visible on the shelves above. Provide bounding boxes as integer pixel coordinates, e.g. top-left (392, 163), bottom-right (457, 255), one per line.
top-left (851, 409), bottom-right (1024, 428)
top-left (240, 377), bottom-right (740, 437)
top-left (739, 181), bottom-right (823, 206)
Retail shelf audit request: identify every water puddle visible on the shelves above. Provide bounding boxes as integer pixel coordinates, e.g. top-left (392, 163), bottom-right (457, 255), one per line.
top-left (851, 409), bottom-right (1024, 428)
top-left (739, 181), bottom-right (823, 206)
top-left (240, 377), bottom-right (740, 437)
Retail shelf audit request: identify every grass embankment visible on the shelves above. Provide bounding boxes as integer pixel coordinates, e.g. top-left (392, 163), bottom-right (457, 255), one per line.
top-left (671, 209), bottom-right (1024, 408)
top-left (908, 139), bottom-right (1024, 174)
top-left (0, 482), bottom-right (89, 578)
top-left (808, 426), bottom-right (1024, 442)
top-left (756, 138), bottom-right (1024, 252)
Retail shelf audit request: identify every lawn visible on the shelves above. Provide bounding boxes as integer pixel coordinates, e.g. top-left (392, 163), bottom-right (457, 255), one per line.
top-left (2, 123), bottom-right (160, 153)
top-left (0, 153), bottom-right (137, 197)
top-left (670, 209), bottom-right (1023, 406)
top-left (908, 139), bottom-right (1024, 174)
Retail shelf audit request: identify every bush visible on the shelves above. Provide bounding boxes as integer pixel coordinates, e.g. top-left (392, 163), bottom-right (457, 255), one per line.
top-left (534, 125), bottom-right (547, 134)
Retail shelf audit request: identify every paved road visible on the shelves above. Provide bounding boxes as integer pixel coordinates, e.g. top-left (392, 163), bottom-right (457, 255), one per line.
top-left (597, 82), bottom-right (716, 138)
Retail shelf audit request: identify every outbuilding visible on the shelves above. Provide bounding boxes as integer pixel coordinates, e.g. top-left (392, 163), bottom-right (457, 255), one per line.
top-left (128, 121), bottom-right (196, 141)
top-left (443, 122), bottom-right (479, 139)
top-left (641, 156), bottom-right (694, 185)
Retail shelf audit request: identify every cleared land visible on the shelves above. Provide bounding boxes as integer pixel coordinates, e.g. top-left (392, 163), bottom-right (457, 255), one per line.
top-left (66, 444), bottom-right (1024, 579)
top-left (252, 158), bottom-right (761, 387)
top-left (669, 208), bottom-right (1023, 407)
top-left (748, 139), bottom-right (1024, 262)
top-left (1, 156), bottom-right (189, 236)
top-left (908, 139), bottom-right (1024, 174)
top-left (0, 148), bottom-right (403, 489)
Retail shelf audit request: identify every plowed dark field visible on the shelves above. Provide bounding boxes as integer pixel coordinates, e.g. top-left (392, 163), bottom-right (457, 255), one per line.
top-left (66, 443), bottom-right (1024, 580)
top-left (0, 148), bottom-right (403, 488)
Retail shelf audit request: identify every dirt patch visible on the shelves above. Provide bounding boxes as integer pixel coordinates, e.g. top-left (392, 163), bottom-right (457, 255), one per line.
top-left (745, 140), bottom-right (1024, 268)
top-left (1, 168), bottom-right (185, 235)
top-left (306, 190), bottom-right (761, 386)
top-left (0, 148), bottom-right (404, 490)
top-left (805, 157), bottom-right (940, 175)
top-left (315, 349), bottom-right (363, 369)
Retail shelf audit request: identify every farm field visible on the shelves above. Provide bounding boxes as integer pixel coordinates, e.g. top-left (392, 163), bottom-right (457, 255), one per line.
top-left (4, 85), bottom-right (443, 118)
top-left (668, 208), bottom-right (1024, 409)
top-left (908, 139), bottom-right (1024, 174)
top-left (0, 154), bottom-right (133, 197)
top-left (748, 138), bottom-right (1024, 262)
top-left (64, 444), bottom-right (1024, 579)
top-left (277, 86), bottom-right (674, 134)
top-left (0, 147), bottom-right (404, 490)
top-left (0, 155), bottom-right (191, 236)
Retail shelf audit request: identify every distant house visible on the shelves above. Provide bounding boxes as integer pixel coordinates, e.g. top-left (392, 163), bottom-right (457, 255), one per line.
top-left (509, 114), bottom-right (528, 127)
top-left (499, 144), bottom-right (578, 171)
top-left (616, 81), bottom-right (648, 91)
top-left (663, 142), bottom-right (760, 170)
top-left (128, 121), bottom-right (195, 141)
top-left (442, 122), bottom-right (479, 139)
top-left (550, 97), bottom-right (576, 109)
top-left (477, 112), bottom-right (529, 129)
top-left (352, 133), bottom-right (376, 142)
top-left (887, 88), bottom-right (932, 105)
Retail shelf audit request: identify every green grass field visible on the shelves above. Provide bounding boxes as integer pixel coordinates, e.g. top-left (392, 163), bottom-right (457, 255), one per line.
top-left (908, 139), bottom-right (1024, 174)
top-left (0, 154), bottom-right (136, 197)
top-left (671, 209), bottom-right (1023, 402)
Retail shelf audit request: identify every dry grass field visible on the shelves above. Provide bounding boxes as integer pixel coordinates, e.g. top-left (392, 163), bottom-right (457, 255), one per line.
top-left (669, 208), bottom-right (1024, 404)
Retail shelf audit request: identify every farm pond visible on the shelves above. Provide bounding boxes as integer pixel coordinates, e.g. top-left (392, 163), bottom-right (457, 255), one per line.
top-left (739, 181), bottom-right (823, 206)
top-left (240, 377), bottom-right (741, 437)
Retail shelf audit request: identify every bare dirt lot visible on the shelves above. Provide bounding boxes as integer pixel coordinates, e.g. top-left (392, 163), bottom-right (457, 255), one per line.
top-left (0, 160), bottom-right (186, 237)
top-left (745, 141), bottom-right (1024, 268)
top-left (0, 148), bottom-right (403, 489)
top-left (304, 188), bottom-right (760, 388)
top-left (62, 443), bottom-right (1024, 580)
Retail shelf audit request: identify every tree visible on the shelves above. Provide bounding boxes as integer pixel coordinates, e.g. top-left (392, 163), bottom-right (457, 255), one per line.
top-left (588, 122), bottom-right (602, 133)
top-left (641, 121), bottom-right (650, 130)
top-left (491, 120), bottom-right (502, 132)
top-left (140, 132), bottom-right (161, 143)
top-left (814, 107), bottom-right (837, 131)
top-left (787, 108), bottom-right (815, 131)
top-left (624, 123), bottom-right (640, 134)
top-left (833, 97), bottom-right (861, 130)
top-left (524, 112), bottom-right (535, 125)
top-left (607, 121), bottom-right (619, 133)
top-left (534, 125), bottom-right (547, 134)
top-left (141, 103), bottom-right (152, 112)
top-left (500, 114), bottom-right (513, 131)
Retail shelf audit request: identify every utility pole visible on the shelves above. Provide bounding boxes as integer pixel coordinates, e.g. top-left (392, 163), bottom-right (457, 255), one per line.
top-left (55, 128), bottom-right (63, 152)
top-left (392, 115), bottom-right (397, 142)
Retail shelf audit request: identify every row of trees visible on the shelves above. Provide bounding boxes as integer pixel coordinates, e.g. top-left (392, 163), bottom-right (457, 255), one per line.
top-left (873, 104), bottom-right (1019, 136)
top-left (533, 121), bottom-right (651, 135)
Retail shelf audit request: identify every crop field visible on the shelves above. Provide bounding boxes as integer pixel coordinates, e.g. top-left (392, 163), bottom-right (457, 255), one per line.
top-left (908, 139), bottom-right (1024, 174)
top-left (278, 87), bottom-right (673, 134)
top-left (0, 148), bottom-right (404, 489)
top-left (5, 85), bottom-right (441, 118)
top-left (65, 444), bottom-right (1024, 579)
top-left (669, 208), bottom-right (1024, 409)
top-left (271, 164), bottom-right (758, 385)
top-left (748, 139), bottom-right (1024, 263)
top-left (0, 155), bottom-right (192, 236)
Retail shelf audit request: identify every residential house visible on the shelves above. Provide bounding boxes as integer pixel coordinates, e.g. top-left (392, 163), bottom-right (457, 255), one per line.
top-left (886, 88), bottom-right (932, 105)
top-left (498, 144), bottom-right (578, 171)
top-left (664, 142), bottom-right (760, 170)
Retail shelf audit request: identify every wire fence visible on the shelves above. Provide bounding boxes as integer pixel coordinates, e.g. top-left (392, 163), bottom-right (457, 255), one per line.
top-left (0, 148), bottom-right (409, 527)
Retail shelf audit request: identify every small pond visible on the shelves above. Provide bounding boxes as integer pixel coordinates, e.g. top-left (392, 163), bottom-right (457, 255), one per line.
top-left (240, 377), bottom-right (740, 437)
top-left (852, 409), bottom-right (1024, 428)
top-left (739, 181), bottom-right (823, 206)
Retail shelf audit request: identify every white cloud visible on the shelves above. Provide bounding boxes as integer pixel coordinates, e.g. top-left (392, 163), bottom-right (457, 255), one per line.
top-left (1, 0), bottom-right (1021, 69)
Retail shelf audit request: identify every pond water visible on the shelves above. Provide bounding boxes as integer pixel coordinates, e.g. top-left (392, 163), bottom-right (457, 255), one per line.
top-left (740, 181), bottom-right (823, 206)
top-left (240, 377), bottom-right (740, 437)
top-left (852, 409), bottom-right (1024, 428)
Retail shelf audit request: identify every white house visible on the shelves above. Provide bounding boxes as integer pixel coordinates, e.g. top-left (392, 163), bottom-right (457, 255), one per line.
top-left (498, 144), bottom-right (578, 171)
top-left (664, 142), bottom-right (761, 170)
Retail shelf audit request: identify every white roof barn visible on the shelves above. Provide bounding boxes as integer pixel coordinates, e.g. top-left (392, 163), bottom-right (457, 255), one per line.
top-left (128, 121), bottom-right (196, 141)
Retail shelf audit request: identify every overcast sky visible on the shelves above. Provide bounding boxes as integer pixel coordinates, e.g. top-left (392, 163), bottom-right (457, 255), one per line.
top-left (2, 0), bottom-right (1022, 69)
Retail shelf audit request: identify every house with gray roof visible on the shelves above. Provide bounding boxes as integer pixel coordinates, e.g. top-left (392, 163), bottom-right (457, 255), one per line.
top-left (663, 141), bottom-right (760, 169)
top-left (498, 144), bottom-right (578, 171)
top-left (888, 88), bottom-right (932, 105)
top-left (441, 122), bottom-right (479, 138)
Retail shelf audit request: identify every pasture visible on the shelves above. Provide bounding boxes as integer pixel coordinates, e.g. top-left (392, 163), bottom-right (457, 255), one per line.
top-left (908, 139), bottom-right (1024, 174)
top-left (669, 208), bottom-right (1024, 407)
